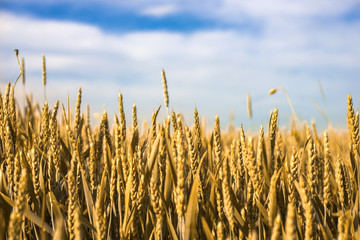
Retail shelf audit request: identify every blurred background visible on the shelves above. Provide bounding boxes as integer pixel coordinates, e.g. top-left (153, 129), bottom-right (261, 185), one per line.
top-left (0, 0), bottom-right (359, 131)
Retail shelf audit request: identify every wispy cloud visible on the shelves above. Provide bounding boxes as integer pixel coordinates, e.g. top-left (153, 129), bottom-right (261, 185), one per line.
top-left (140, 4), bottom-right (179, 17)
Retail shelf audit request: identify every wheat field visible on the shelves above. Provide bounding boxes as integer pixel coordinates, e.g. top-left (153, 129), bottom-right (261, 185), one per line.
top-left (0, 56), bottom-right (359, 239)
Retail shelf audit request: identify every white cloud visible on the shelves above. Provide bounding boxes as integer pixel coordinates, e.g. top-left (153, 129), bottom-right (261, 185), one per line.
top-left (140, 4), bottom-right (179, 17)
top-left (216, 0), bottom-right (355, 18)
top-left (0, 8), bottom-right (359, 130)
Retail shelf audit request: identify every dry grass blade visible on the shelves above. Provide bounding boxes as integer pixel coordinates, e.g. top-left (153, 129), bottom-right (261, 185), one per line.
top-left (0, 192), bottom-right (54, 236)
top-left (200, 216), bottom-right (215, 240)
top-left (80, 167), bottom-right (95, 224)
top-left (162, 198), bottom-right (179, 240)
top-left (184, 152), bottom-right (205, 240)
top-left (144, 131), bottom-right (161, 183)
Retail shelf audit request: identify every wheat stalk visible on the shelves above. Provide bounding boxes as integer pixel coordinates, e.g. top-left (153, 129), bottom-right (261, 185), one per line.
top-left (161, 69), bottom-right (169, 115)
top-left (8, 169), bottom-right (28, 240)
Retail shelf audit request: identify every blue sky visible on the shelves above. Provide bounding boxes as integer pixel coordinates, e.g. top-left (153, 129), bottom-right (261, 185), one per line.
top-left (0, 0), bottom-right (360, 131)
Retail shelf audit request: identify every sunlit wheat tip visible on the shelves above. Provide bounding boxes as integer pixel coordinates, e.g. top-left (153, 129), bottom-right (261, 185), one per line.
top-left (269, 88), bottom-right (277, 95)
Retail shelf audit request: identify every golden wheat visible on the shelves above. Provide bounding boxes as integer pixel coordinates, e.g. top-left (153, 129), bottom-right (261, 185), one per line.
top-left (0, 59), bottom-right (359, 240)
